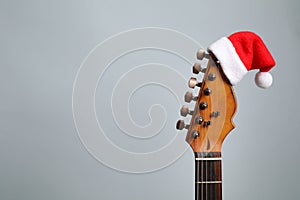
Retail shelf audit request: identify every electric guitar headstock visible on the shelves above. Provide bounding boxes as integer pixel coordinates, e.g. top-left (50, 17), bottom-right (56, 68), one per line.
top-left (177, 32), bottom-right (275, 200)
top-left (176, 49), bottom-right (237, 153)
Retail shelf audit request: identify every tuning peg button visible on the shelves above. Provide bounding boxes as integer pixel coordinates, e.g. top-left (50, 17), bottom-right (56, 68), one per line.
top-left (184, 91), bottom-right (197, 103)
top-left (197, 49), bottom-right (210, 60)
top-left (180, 105), bottom-right (193, 117)
top-left (193, 63), bottom-right (201, 74)
top-left (188, 77), bottom-right (202, 89)
top-left (193, 63), bottom-right (207, 74)
top-left (176, 120), bottom-right (190, 130)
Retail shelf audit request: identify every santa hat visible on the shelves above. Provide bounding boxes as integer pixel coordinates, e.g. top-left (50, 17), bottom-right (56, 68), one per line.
top-left (208, 31), bottom-right (276, 88)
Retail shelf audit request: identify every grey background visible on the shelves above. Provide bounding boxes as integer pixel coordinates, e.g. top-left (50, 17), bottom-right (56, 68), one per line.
top-left (1, 0), bottom-right (300, 200)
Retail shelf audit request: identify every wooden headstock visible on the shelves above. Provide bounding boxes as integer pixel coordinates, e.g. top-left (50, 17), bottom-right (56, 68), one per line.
top-left (177, 50), bottom-right (237, 153)
top-left (177, 33), bottom-right (274, 200)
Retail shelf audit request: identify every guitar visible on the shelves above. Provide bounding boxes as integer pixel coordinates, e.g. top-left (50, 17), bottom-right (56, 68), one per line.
top-left (176, 31), bottom-right (275, 200)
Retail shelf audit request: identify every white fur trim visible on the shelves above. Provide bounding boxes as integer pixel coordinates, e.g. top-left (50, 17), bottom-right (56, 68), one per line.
top-left (208, 37), bottom-right (247, 85)
top-left (255, 72), bottom-right (273, 88)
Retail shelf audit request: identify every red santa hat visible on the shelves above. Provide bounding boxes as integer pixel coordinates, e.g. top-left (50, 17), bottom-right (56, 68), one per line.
top-left (208, 31), bottom-right (276, 88)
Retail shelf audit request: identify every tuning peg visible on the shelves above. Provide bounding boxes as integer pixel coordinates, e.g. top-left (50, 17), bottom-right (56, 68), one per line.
top-left (192, 63), bottom-right (207, 74)
top-left (180, 105), bottom-right (193, 117)
top-left (195, 116), bottom-right (204, 124)
top-left (184, 91), bottom-right (197, 103)
top-left (191, 130), bottom-right (200, 139)
top-left (188, 77), bottom-right (202, 89)
top-left (176, 120), bottom-right (190, 130)
top-left (196, 49), bottom-right (210, 60)
top-left (203, 88), bottom-right (212, 96)
top-left (199, 102), bottom-right (208, 110)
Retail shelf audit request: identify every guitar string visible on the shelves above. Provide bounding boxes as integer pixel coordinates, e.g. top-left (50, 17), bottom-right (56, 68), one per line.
top-left (201, 152), bottom-right (204, 200)
top-left (205, 65), bottom-right (209, 200)
top-left (197, 158), bottom-right (199, 200)
top-left (196, 155), bottom-right (199, 200)
top-left (202, 63), bottom-right (209, 200)
top-left (206, 153), bottom-right (208, 200)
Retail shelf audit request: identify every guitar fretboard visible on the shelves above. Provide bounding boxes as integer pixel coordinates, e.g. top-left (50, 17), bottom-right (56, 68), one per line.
top-left (195, 152), bottom-right (222, 200)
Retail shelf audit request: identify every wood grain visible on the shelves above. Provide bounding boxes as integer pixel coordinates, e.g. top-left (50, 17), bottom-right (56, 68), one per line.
top-left (185, 55), bottom-right (237, 152)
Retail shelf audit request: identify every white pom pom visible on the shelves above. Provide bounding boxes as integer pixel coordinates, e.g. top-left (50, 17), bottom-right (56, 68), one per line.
top-left (255, 71), bottom-right (273, 88)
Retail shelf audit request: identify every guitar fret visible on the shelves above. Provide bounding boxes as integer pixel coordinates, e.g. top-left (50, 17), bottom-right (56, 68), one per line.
top-left (196, 181), bottom-right (222, 184)
top-left (195, 157), bottom-right (222, 161)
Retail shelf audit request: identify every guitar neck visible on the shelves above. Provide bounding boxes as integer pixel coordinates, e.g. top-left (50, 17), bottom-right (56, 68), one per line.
top-left (195, 152), bottom-right (222, 200)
